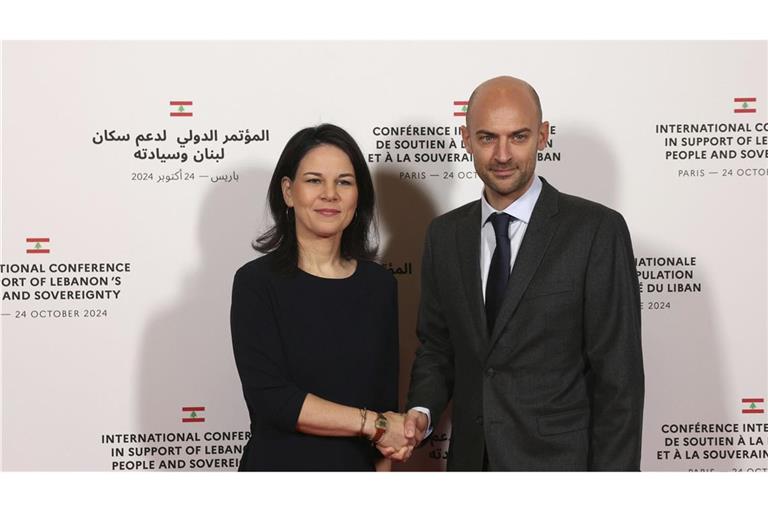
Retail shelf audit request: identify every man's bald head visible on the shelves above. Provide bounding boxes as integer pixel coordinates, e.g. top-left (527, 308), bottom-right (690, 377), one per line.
top-left (465, 76), bottom-right (542, 127)
top-left (459, 75), bottom-right (549, 210)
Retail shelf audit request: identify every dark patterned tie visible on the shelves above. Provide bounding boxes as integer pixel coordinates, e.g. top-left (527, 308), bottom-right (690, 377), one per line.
top-left (485, 212), bottom-right (513, 334)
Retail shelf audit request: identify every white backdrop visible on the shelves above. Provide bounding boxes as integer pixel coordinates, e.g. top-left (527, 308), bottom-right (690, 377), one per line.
top-left (1, 41), bottom-right (766, 471)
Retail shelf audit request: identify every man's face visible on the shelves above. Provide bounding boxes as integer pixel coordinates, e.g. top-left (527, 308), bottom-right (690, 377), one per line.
top-left (461, 87), bottom-right (549, 210)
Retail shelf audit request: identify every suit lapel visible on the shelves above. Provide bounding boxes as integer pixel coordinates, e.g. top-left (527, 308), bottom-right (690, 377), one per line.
top-left (455, 201), bottom-right (489, 354)
top-left (484, 178), bottom-right (561, 360)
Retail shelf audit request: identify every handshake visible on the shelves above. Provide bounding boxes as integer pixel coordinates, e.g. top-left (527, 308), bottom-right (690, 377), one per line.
top-left (360, 409), bottom-right (430, 462)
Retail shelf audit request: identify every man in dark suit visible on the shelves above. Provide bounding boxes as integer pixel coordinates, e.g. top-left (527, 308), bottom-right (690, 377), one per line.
top-left (398, 76), bottom-right (644, 470)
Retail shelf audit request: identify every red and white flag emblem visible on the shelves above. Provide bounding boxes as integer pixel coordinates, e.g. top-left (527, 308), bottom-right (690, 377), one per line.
top-left (742, 398), bottom-right (765, 414)
top-left (733, 97), bottom-right (757, 114)
top-left (26, 237), bottom-right (50, 254)
top-left (182, 406), bottom-right (205, 422)
top-left (170, 100), bottom-right (193, 117)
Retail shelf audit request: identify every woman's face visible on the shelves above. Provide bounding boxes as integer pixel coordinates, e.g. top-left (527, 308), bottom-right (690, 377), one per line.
top-left (282, 144), bottom-right (359, 242)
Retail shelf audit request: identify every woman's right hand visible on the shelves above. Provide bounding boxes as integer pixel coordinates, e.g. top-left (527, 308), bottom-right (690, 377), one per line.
top-left (371, 411), bottom-right (414, 461)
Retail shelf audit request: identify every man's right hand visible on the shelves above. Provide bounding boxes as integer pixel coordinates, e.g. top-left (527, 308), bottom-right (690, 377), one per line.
top-left (373, 412), bottom-right (410, 461)
top-left (374, 409), bottom-right (429, 462)
top-left (404, 409), bottom-right (429, 447)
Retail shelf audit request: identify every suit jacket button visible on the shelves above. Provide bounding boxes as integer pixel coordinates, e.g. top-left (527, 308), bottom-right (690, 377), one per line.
top-left (475, 415), bottom-right (483, 425)
top-left (485, 367), bottom-right (495, 377)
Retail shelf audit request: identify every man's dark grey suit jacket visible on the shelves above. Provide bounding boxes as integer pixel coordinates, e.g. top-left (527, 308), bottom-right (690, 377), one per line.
top-left (406, 178), bottom-right (644, 471)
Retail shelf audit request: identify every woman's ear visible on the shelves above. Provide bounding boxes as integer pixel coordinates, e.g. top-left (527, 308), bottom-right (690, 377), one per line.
top-left (281, 177), bottom-right (294, 207)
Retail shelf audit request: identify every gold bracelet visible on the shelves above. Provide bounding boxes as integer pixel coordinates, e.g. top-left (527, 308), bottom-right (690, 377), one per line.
top-left (359, 408), bottom-right (368, 437)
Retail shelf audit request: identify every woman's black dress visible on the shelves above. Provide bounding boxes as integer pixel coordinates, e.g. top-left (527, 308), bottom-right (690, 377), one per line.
top-left (230, 253), bottom-right (399, 471)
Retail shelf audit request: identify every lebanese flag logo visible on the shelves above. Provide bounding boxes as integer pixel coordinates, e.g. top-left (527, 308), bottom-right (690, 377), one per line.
top-left (453, 100), bottom-right (468, 117)
top-left (182, 406), bottom-right (205, 422)
top-left (733, 97), bottom-right (756, 114)
top-left (170, 100), bottom-right (193, 117)
top-left (742, 398), bottom-right (765, 414)
top-left (26, 237), bottom-right (50, 254)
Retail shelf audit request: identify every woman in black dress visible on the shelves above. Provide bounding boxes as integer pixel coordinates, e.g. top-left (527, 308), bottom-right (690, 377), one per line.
top-left (231, 124), bottom-right (406, 471)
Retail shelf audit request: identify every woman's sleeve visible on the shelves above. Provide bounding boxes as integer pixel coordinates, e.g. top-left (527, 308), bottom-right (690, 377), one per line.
top-left (230, 266), bottom-right (307, 431)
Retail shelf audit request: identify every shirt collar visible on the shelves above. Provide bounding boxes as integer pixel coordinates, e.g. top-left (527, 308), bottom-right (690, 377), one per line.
top-left (480, 175), bottom-right (542, 226)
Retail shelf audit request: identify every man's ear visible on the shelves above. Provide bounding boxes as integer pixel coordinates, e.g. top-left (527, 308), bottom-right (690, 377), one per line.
top-left (537, 121), bottom-right (550, 151)
top-left (460, 125), bottom-right (473, 155)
